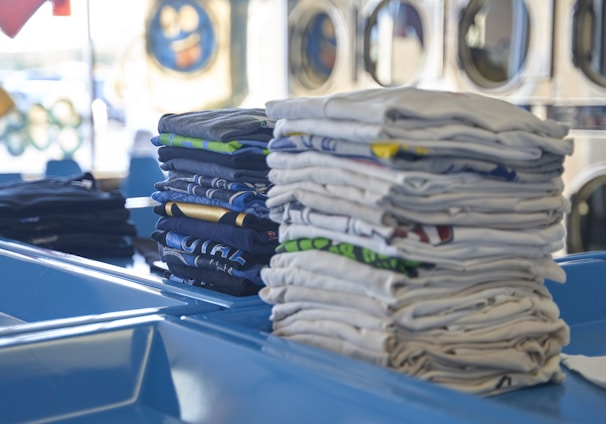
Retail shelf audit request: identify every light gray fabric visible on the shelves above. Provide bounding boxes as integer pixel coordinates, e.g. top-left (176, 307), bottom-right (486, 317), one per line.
top-left (266, 86), bottom-right (570, 139)
top-left (273, 118), bottom-right (573, 156)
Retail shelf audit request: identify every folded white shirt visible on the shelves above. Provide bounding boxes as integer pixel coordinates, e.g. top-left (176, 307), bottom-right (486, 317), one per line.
top-left (271, 302), bottom-right (395, 331)
top-left (277, 333), bottom-right (391, 367)
top-left (265, 86), bottom-right (569, 138)
top-left (395, 316), bottom-right (569, 346)
top-left (270, 201), bottom-right (567, 246)
top-left (279, 223), bottom-right (564, 263)
top-left (268, 250), bottom-right (549, 291)
top-left (403, 353), bottom-right (565, 396)
top-left (560, 353), bottom-right (606, 389)
top-left (273, 318), bottom-right (396, 353)
top-left (271, 239), bottom-right (566, 281)
top-left (267, 161), bottom-right (564, 198)
top-left (273, 117), bottom-right (573, 157)
top-left (266, 253), bottom-right (555, 305)
top-left (268, 180), bottom-right (570, 214)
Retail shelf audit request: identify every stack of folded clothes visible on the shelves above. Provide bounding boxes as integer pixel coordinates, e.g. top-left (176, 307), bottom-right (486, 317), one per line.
top-left (150, 108), bottom-right (280, 296)
top-left (259, 87), bottom-right (575, 396)
top-left (0, 172), bottom-right (135, 258)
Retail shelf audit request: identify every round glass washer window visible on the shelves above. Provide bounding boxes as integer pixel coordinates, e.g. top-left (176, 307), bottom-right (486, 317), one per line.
top-left (573, 0), bottom-right (606, 88)
top-left (364, 0), bottom-right (425, 86)
top-left (289, 11), bottom-right (337, 90)
top-left (458, 0), bottom-right (530, 89)
top-left (567, 172), bottom-right (606, 253)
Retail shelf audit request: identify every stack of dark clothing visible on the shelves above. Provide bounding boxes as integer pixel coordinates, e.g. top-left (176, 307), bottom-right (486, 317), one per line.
top-left (150, 108), bottom-right (279, 297)
top-left (0, 172), bottom-right (135, 258)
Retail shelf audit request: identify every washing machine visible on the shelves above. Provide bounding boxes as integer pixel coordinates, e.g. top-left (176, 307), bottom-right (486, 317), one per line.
top-left (356, 0), bottom-right (445, 90)
top-left (549, 0), bottom-right (606, 250)
top-left (555, 123), bottom-right (606, 254)
top-left (553, 0), bottom-right (606, 105)
top-left (443, 0), bottom-right (554, 105)
top-left (565, 161), bottom-right (606, 253)
top-left (145, 0), bottom-right (250, 113)
top-left (286, 0), bottom-right (358, 97)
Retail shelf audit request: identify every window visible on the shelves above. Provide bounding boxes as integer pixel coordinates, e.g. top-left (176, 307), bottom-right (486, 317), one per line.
top-left (0, 0), bottom-right (149, 177)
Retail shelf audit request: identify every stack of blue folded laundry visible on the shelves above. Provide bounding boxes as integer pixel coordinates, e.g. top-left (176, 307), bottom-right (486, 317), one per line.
top-left (150, 108), bottom-right (280, 296)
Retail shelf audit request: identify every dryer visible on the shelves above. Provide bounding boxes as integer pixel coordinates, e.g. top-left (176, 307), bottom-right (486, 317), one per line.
top-left (144, 0), bottom-right (249, 113)
top-left (286, 0), bottom-right (358, 97)
top-left (356, 0), bottom-right (445, 90)
top-left (443, 0), bottom-right (554, 105)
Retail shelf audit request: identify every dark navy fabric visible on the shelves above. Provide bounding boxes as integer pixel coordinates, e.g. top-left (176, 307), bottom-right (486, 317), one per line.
top-left (0, 173), bottom-right (135, 258)
top-left (161, 158), bottom-right (270, 184)
top-left (160, 246), bottom-right (265, 284)
top-left (27, 232), bottom-right (134, 258)
top-left (158, 146), bottom-right (269, 170)
top-left (166, 263), bottom-right (262, 296)
top-left (152, 230), bottom-right (273, 268)
top-left (154, 179), bottom-right (268, 210)
top-left (0, 173), bottom-right (126, 217)
top-left (0, 208), bottom-right (133, 238)
top-left (157, 108), bottom-right (276, 142)
top-left (151, 190), bottom-right (270, 219)
top-left (167, 170), bottom-right (271, 192)
top-left (156, 216), bottom-right (278, 255)
top-left (154, 201), bottom-right (276, 230)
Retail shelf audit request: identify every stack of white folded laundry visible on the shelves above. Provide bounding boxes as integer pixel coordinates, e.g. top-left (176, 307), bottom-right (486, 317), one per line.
top-left (259, 87), bottom-right (574, 396)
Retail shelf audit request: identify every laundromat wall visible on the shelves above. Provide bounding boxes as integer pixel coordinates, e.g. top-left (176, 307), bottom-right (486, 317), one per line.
top-left (2, 0), bottom-right (606, 253)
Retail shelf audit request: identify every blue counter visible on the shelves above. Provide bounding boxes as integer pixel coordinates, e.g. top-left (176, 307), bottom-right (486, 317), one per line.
top-left (0, 314), bottom-right (556, 424)
top-left (0, 239), bottom-right (604, 423)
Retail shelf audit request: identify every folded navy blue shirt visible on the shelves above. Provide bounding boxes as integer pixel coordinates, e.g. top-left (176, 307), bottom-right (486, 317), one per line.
top-left (166, 263), bottom-right (262, 297)
top-left (0, 173), bottom-right (126, 217)
top-left (157, 108), bottom-right (276, 142)
top-left (156, 216), bottom-right (278, 255)
top-left (158, 145), bottom-right (269, 170)
top-left (152, 230), bottom-right (273, 267)
top-left (161, 158), bottom-right (270, 184)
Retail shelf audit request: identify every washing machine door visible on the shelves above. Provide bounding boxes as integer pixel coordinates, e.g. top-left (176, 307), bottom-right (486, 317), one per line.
top-left (361, 0), bottom-right (426, 87)
top-left (567, 163), bottom-right (606, 253)
top-left (145, 0), bottom-right (249, 113)
top-left (288, 0), bottom-right (356, 96)
top-left (553, 0), bottom-right (606, 104)
top-left (447, 0), bottom-right (553, 104)
top-left (572, 0), bottom-right (606, 89)
top-left (456, 0), bottom-right (532, 90)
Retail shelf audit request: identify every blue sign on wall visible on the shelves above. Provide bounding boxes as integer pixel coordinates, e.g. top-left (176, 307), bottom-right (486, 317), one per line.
top-left (146, 0), bottom-right (217, 74)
